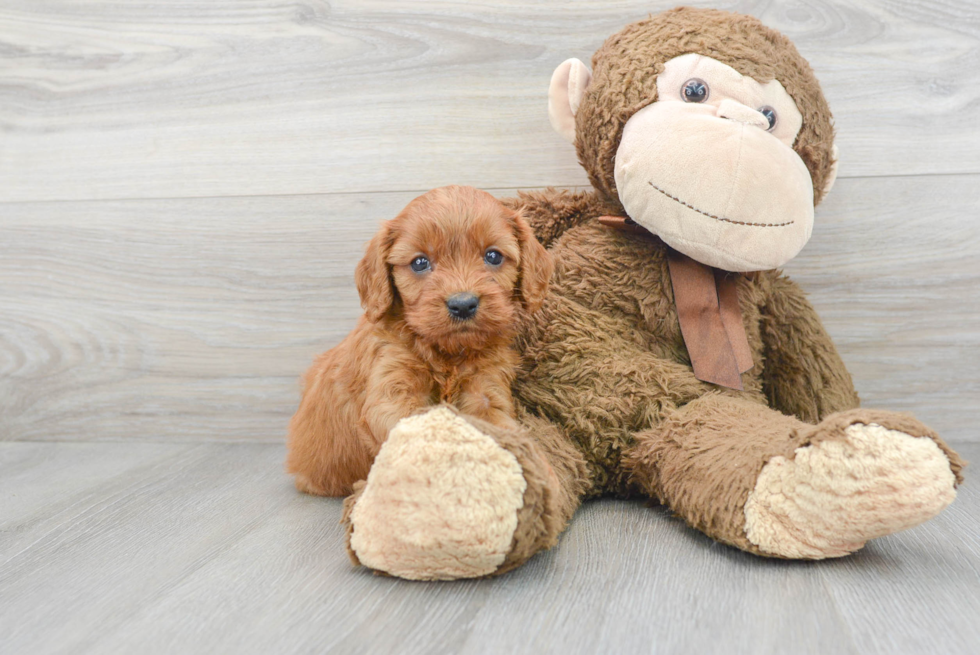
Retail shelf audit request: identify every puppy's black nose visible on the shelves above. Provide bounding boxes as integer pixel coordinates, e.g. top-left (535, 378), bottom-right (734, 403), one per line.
top-left (446, 293), bottom-right (479, 320)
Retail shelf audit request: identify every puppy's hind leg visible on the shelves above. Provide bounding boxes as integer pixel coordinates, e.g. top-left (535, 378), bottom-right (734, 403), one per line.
top-left (292, 472), bottom-right (333, 497)
top-left (285, 365), bottom-right (374, 497)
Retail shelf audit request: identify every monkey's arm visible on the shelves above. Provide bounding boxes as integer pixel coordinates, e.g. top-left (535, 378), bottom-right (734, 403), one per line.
top-left (501, 189), bottom-right (613, 248)
top-left (758, 273), bottom-right (860, 423)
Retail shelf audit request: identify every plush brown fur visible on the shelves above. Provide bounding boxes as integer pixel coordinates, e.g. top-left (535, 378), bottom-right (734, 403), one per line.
top-left (501, 186), bottom-right (965, 561)
top-left (286, 186), bottom-right (553, 496)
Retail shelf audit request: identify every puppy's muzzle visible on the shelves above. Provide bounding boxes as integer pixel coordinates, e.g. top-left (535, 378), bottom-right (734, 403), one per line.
top-left (446, 293), bottom-right (479, 320)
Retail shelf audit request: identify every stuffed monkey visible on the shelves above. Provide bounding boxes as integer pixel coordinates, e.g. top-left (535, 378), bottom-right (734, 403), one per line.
top-left (336, 7), bottom-right (964, 579)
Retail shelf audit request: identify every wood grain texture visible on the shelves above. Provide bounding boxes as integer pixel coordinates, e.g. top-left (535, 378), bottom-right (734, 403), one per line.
top-left (1, 441), bottom-right (978, 655)
top-left (1, 0), bottom-right (979, 202)
top-left (1, 175), bottom-right (977, 444)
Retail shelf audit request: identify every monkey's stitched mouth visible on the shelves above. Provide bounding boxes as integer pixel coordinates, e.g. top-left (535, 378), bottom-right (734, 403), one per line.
top-left (648, 182), bottom-right (794, 227)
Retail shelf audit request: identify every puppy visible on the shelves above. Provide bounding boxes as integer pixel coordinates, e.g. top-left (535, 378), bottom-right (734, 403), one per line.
top-left (286, 185), bottom-right (554, 496)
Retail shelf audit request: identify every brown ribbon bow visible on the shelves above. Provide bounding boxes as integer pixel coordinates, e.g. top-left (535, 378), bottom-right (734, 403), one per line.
top-left (598, 216), bottom-right (752, 390)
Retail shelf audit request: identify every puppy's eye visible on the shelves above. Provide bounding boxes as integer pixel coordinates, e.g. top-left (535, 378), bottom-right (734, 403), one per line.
top-left (681, 78), bottom-right (708, 103)
top-left (410, 256), bottom-right (431, 273)
top-left (484, 249), bottom-right (504, 266)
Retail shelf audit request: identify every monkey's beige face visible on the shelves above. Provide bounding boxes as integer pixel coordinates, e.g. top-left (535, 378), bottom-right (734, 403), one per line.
top-left (549, 52), bottom-right (839, 272)
top-left (614, 54), bottom-right (813, 271)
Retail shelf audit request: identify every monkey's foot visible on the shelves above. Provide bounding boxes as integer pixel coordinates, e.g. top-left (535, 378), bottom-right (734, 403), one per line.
top-left (744, 414), bottom-right (962, 559)
top-left (343, 407), bottom-right (527, 580)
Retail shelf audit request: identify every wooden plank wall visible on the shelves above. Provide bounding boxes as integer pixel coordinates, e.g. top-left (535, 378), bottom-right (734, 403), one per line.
top-left (1, 0), bottom-right (978, 443)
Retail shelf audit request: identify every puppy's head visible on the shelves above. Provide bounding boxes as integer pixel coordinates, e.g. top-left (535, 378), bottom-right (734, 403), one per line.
top-left (355, 185), bottom-right (553, 352)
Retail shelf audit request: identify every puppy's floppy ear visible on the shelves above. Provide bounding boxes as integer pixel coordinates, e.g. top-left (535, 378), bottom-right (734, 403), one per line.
top-left (355, 221), bottom-right (396, 323)
top-left (513, 210), bottom-right (554, 313)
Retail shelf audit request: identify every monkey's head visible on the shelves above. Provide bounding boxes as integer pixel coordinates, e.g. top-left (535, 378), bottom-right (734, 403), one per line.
top-left (548, 7), bottom-right (838, 272)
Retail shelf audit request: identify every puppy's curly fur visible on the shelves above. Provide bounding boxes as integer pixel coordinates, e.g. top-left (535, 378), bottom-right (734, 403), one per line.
top-left (286, 186), bottom-right (554, 496)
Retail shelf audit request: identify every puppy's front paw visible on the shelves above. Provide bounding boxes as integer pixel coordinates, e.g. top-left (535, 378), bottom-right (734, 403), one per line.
top-left (744, 419), bottom-right (959, 559)
top-left (345, 407), bottom-right (526, 580)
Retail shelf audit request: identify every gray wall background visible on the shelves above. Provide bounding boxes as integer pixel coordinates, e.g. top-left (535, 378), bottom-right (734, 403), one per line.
top-left (1, 0), bottom-right (978, 443)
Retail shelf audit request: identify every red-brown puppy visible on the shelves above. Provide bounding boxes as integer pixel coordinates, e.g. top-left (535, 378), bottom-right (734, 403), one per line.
top-left (286, 185), bottom-right (554, 496)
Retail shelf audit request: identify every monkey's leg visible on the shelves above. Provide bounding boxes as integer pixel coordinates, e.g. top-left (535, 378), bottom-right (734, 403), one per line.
top-left (341, 406), bottom-right (590, 580)
top-left (626, 394), bottom-right (965, 558)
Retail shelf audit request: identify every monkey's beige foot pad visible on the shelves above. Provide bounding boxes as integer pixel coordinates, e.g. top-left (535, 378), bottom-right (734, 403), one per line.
top-left (744, 423), bottom-right (958, 559)
top-left (346, 407), bottom-right (526, 580)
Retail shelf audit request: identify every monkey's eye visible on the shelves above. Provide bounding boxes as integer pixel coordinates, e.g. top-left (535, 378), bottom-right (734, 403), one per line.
top-left (681, 78), bottom-right (708, 103)
top-left (410, 255), bottom-right (431, 273)
top-left (759, 106), bottom-right (777, 130)
top-left (484, 249), bottom-right (504, 266)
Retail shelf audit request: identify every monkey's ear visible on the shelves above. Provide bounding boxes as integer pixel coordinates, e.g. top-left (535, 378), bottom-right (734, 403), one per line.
top-left (513, 210), bottom-right (554, 313)
top-left (548, 58), bottom-right (592, 143)
top-left (822, 144), bottom-right (840, 199)
top-left (355, 222), bottom-right (396, 323)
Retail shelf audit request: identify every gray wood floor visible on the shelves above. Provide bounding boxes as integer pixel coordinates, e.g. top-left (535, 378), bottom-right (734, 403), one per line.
top-left (1, 442), bottom-right (978, 655)
top-left (2, 1), bottom-right (979, 653)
